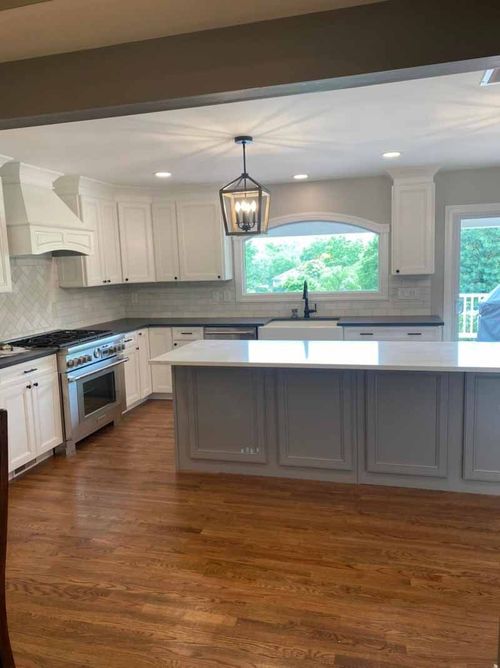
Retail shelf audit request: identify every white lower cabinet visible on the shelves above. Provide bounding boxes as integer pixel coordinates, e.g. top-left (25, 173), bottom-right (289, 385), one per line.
top-left (343, 326), bottom-right (443, 341)
top-left (0, 356), bottom-right (63, 473)
top-left (149, 328), bottom-right (174, 393)
top-left (123, 330), bottom-right (152, 409)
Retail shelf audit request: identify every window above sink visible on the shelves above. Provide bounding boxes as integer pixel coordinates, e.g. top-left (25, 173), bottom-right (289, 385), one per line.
top-left (234, 212), bottom-right (389, 302)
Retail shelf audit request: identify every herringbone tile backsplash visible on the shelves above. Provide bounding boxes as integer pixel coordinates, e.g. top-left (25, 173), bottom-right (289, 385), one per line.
top-left (0, 257), bottom-right (126, 341)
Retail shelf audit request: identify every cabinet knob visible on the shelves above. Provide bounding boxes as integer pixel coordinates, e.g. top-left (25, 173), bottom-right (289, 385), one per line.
top-left (217, 275), bottom-right (221, 279)
top-left (125, 278), bottom-right (129, 282)
top-left (174, 276), bottom-right (178, 280)
top-left (33, 382), bottom-right (39, 387)
top-left (26, 384), bottom-right (32, 389)
top-left (396, 269), bottom-right (400, 274)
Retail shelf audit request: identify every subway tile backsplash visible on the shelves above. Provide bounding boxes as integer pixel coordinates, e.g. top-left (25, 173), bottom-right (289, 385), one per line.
top-left (0, 257), bottom-right (431, 341)
top-left (125, 275), bottom-right (431, 319)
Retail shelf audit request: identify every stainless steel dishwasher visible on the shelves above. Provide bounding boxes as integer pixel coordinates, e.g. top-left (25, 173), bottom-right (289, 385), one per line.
top-left (203, 326), bottom-right (258, 340)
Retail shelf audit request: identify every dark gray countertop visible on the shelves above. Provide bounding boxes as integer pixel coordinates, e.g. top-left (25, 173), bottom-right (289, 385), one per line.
top-left (0, 315), bottom-right (444, 370)
top-left (88, 315), bottom-right (445, 334)
top-left (88, 317), bottom-right (270, 334)
top-left (337, 315), bottom-right (444, 327)
top-left (0, 348), bottom-right (58, 370)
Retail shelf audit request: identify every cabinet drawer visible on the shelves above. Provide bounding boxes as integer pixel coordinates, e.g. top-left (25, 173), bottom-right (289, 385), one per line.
top-left (172, 327), bottom-right (204, 341)
top-left (0, 354), bottom-right (57, 385)
top-left (343, 327), bottom-right (442, 341)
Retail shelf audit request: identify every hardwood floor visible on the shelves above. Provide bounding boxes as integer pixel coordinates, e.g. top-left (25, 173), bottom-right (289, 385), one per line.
top-left (5, 400), bottom-right (500, 667)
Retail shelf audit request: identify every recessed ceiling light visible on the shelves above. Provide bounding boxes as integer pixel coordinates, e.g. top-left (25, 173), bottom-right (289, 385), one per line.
top-left (293, 174), bottom-right (309, 180)
top-left (382, 152), bottom-right (401, 159)
top-left (155, 171), bottom-right (172, 178)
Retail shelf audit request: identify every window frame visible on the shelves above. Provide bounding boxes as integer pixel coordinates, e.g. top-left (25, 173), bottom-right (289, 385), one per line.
top-left (234, 211), bottom-right (389, 302)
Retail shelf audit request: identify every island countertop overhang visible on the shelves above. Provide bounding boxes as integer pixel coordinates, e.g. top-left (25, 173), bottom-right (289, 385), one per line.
top-left (150, 340), bottom-right (500, 374)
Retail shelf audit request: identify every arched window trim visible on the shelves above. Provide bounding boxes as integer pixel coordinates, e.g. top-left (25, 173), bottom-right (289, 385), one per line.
top-left (234, 210), bottom-right (389, 303)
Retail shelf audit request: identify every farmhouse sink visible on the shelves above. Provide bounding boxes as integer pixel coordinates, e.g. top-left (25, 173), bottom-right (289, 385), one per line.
top-left (259, 319), bottom-right (343, 341)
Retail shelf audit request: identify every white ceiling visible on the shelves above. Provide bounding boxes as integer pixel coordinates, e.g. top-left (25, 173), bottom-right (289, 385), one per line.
top-left (0, 70), bottom-right (498, 186)
top-left (0, 0), bottom-right (382, 63)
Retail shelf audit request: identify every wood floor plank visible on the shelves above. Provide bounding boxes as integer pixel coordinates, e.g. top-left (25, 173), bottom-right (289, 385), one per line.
top-left (5, 399), bottom-right (500, 667)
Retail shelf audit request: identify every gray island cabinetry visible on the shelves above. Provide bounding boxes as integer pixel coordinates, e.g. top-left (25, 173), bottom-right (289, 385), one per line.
top-left (151, 340), bottom-right (500, 495)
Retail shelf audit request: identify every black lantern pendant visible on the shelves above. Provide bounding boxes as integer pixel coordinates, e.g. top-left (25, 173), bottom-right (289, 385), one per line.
top-left (219, 136), bottom-right (270, 236)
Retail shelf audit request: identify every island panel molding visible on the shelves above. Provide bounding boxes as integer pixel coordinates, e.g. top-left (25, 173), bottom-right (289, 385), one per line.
top-left (277, 369), bottom-right (354, 472)
top-left (365, 371), bottom-right (448, 477)
top-left (154, 341), bottom-right (500, 495)
top-left (463, 374), bottom-right (500, 483)
top-left (180, 367), bottom-right (268, 464)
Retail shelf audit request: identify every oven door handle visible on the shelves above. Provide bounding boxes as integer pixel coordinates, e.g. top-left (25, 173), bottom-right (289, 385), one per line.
top-left (66, 357), bottom-right (128, 383)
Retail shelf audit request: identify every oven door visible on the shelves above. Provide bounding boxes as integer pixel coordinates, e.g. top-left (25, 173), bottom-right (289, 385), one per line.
top-left (62, 357), bottom-right (127, 445)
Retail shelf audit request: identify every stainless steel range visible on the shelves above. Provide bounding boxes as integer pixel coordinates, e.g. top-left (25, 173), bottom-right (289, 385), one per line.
top-left (12, 329), bottom-right (127, 455)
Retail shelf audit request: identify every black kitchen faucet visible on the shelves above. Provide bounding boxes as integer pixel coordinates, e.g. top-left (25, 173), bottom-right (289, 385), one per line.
top-left (302, 280), bottom-right (317, 319)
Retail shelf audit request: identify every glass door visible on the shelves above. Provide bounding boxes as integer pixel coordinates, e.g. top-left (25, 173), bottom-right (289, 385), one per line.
top-left (457, 217), bottom-right (500, 341)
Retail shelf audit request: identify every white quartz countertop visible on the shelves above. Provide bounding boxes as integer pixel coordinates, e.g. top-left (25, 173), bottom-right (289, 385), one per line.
top-left (150, 340), bottom-right (500, 373)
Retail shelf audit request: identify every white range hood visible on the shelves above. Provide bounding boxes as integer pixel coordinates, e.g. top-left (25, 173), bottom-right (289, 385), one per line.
top-left (0, 161), bottom-right (94, 257)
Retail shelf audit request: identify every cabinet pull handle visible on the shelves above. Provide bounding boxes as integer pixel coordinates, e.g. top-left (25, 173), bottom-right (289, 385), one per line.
top-left (359, 333), bottom-right (374, 336)
top-left (23, 368), bottom-right (38, 374)
top-left (407, 332), bottom-right (422, 336)
top-left (124, 338), bottom-right (133, 343)
top-left (180, 332), bottom-right (193, 335)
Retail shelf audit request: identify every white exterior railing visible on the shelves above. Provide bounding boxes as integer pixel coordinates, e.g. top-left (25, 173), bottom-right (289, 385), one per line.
top-left (458, 293), bottom-right (489, 339)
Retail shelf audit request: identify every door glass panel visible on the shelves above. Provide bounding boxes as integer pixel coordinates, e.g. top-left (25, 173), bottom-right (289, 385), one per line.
top-left (82, 372), bottom-right (116, 416)
top-left (459, 217), bottom-right (500, 341)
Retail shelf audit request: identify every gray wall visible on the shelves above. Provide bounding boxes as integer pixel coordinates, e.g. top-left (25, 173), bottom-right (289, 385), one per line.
top-left (433, 167), bottom-right (500, 315)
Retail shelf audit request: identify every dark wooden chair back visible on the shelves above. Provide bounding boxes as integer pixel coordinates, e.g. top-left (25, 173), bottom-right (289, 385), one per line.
top-left (0, 410), bottom-right (14, 667)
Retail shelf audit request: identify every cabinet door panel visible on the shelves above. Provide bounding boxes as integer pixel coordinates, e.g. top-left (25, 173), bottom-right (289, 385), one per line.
top-left (137, 329), bottom-right (152, 399)
top-left (149, 328), bottom-right (173, 393)
top-left (0, 379), bottom-right (36, 472)
top-left (365, 371), bottom-right (448, 477)
top-left (152, 202), bottom-right (180, 281)
top-left (176, 201), bottom-right (230, 281)
top-left (391, 180), bottom-right (435, 275)
top-left (118, 202), bottom-right (155, 283)
top-left (277, 369), bottom-right (354, 470)
top-left (463, 374), bottom-right (500, 482)
top-left (33, 372), bottom-right (63, 455)
top-left (187, 367), bottom-right (266, 462)
top-left (124, 348), bottom-right (141, 408)
top-left (100, 200), bottom-right (123, 284)
top-left (80, 196), bottom-right (104, 286)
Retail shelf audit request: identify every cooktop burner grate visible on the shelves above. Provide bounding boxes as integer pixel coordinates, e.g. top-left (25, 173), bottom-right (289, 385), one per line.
top-left (13, 329), bottom-right (112, 348)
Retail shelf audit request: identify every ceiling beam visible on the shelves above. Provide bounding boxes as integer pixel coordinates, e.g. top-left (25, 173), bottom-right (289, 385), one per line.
top-left (0, 0), bottom-right (499, 129)
top-left (0, 0), bottom-right (52, 10)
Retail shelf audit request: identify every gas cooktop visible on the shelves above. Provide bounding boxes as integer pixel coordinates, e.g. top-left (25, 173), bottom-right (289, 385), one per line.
top-left (13, 329), bottom-right (112, 349)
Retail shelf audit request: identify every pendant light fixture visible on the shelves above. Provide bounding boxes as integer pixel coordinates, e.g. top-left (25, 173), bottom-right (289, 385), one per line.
top-left (219, 136), bottom-right (270, 236)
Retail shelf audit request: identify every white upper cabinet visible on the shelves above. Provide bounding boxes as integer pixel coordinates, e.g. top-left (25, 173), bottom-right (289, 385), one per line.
top-left (176, 200), bottom-right (232, 281)
top-left (55, 177), bottom-right (123, 287)
top-left (117, 201), bottom-right (155, 284)
top-left (99, 199), bottom-right (123, 284)
top-left (152, 201), bottom-right (180, 281)
top-left (0, 183), bottom-right (12, 293)
top-left (390, 169), bottom-right (436, 275)
top-left (152, 198), bottom-right (232, 283)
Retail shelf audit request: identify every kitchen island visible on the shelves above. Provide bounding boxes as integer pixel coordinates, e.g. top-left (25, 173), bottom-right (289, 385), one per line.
top-left (151, 340), bottom-right (500, 495)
